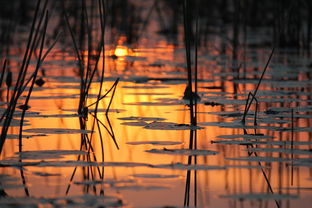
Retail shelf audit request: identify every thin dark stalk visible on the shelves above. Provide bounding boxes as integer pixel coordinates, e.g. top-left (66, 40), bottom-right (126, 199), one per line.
top-left (87, 78), bottom-right (119, 108)
top-left (96, 118), bottom-right (105, 178)
top-left (242, 48), bottom-right (275, 123)
top-left (291, 108), bottom-right (294, 186)
top-left (20, 32), bottom-right (61, 92)
top-left (105, 80), bottom-right (118, 115)
top-left (184, 129), bottom-right (194, 207)
top-left (18, 11), bottom-right (49, 152)
top-left (194, 130), bottom-right (197, 207)
top-left (105, 114), bottom-right (119, 149)
top-left (0, 0), bottom-right (42, 154)
top-left (20, 168), bottom-right (30, 196)
top-left (193, 9), bottom-right (199, 207)
top-left (19, 0), bottom-right (48, 93)
top-left (0, 59), bottom-right (7, 90)
top-left (93, 0), bottom-right (106, 116)
top-left (183, 0), bottom-right (194, 125)
top-left (64, 10), bottom-right (85, 113)
top-left (245, 138), bottom-right (280, 208)
top-left (90, 112), bottom-right (119, 149)
top-left (5, 70), bottom-right (12, 104)
top-left (194, 7), bottom-right (199, 126)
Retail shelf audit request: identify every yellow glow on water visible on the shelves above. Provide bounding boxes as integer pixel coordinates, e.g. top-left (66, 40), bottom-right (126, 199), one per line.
top-left (1, 42), bottom-right (312, 207)
top-left (114, 45), bottom-right (129, 57)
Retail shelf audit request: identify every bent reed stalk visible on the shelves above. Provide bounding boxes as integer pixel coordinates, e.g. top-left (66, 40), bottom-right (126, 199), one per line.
top-left (0, 0), bottom-right (52, 154)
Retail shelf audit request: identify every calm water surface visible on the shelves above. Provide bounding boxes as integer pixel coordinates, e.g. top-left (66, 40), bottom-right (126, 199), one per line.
top-left (0, 1), bottom-right (312, 208)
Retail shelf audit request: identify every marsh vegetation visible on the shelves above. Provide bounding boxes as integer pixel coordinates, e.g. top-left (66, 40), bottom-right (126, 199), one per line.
top-left (0, 0), bottom-right (312, 207)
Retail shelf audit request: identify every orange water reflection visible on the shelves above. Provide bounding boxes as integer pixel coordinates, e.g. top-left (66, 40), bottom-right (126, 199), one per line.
top-left (0, 42), bottom-right (312, 207)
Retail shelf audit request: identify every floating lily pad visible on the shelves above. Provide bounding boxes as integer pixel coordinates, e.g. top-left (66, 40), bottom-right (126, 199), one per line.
top-left (127, 92), bottom-right (172, 96)
top-left (127, 141), bottom-right (183, 146)
top-left (0, 118), bottom-right (30, 127)
top-left (34, 114), bottom-right (81, 118)
top-left (23, 128), bottom-right (93, 134)
top-left (120, 121), bottom-right (148, 126)
top-left (122, 85), bottom-right (168, 89)
top-left (20, 94), bottom-right (78, 100)
top-left (118, 116), bottom-right (166, 121)
top-left (131, 173), bottom-right (180, 179)
top-left (73, 179), bottom-right (136, 186)
top-left (114, 184), bottom-right (171, 190)
top-left (226, 156), bottom-right (290, 163)
top-left (32, 171), bottom-right (61, 177)
top-left (5, 134), bottom-right (47, 139)
top-left (124, 100), bottom-right (184, 106)
top-left (14, 150), bottom-right (87, 160)
top-left (217, 134), bottom-right (274, 140)
top-left (144, 122), bottom-right (203, 130)
top-left (153, 163), bottom-right (226, 170)
top-left (211, 140), bottom-right (254, 145)
top-left (220, 193), bottom-right (298, 200)
top-left (146, 148), bottom-right (218, 156)
top-left (0, 160), bottom-right (152, 168)
top-left (246, 147), bottom-right (312, 155)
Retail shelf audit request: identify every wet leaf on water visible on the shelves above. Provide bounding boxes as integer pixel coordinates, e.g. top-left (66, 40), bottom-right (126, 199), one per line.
top-left (127, 92), bottom-right (172, 96)
top-left (124, 101), bottom-right (184, 106)
top-left (0, 174), bottom-right (19, 182)
top-left (131, 173), bottom-right (180, 179)
top-left (279, 187), bottom-right (312, 190)
top-left (220, 193), bottom-right (298, 200)
top-left (153, 163), bottom-right (226, 170)
top-left (114, 184), bottom-right (171, 190)
top-left (127, 141), bottom-right (183, 146)
top-left (51, 194), bottom-right (124, 207)
top-left (0, 118), bottom-right (30, 127)
top-left (144, 122), bottom-right (203, 130)
top-left (236, 117), bottom-right (291, 125)
top-left (0, 160), bottom-right (42, 167)
top-left (33, 114), bottom-right (81, 118)
top-left (17, 104), bottom-right (31, 110)
top-left (5, 134), bottom-right (47, 139)
top-left (74, 180), bottom-right (106, 185)
top-left (207, 110), bottom-right (252, 117)
top-left (217, 134), bottom-right (274, 140)
top-left (120, 121), bottom-right (148, 126)
top-left (0, 160), bottom-right (152, 168)
top-left (64, 108), bottom-right (125, 113)
top-left (225, 165), bottom-right (267, 169)
top-left (211, 140), bottom-right (254, 145)
top-left (74, 179), bottom-right (137, 186)
top-left (23, 128), bottom-right (93, 134)
top-left (146, 148), bottom-right (218, 156)
top-left (246, 147), bottom-right (312, 155)
top-left (0, 183), bottom-right (25, 189)
top-left (20, 94), bottom-right (78, 100)
top-left (14, 150), bottom-right (87, 160)
top-left (32, 171), bottom-right (61, 177)
top-left (122, 85), bottom-right (168, 89)
top-left (260, 140), bottom-right (312, 146)
top-left (226, 156), bottom-right (290, 163)
top-left (204, 101), bottom-right (223, 106)
top-left (118, 116), bottom-right (166, 121)
top-left (199, 121), bottom-right (312, 132)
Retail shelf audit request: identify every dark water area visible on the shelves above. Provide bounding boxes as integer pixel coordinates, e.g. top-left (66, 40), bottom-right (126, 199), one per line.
top-left (0, 0), bottom-right (312, 207)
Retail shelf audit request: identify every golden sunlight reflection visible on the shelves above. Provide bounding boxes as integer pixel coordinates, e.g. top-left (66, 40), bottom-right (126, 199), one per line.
top-left (114, 45), bottom-right (129, 57)
top-left (1, 39), bottom-right (312, 207)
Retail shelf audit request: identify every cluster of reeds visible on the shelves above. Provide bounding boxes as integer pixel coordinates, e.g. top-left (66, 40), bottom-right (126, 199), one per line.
top-left (182, 0), bottom-right (200, 206)
top-left (63, 0), bottom-right (119, 194)
top-left (0, 0), bottom-right (58, 154)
